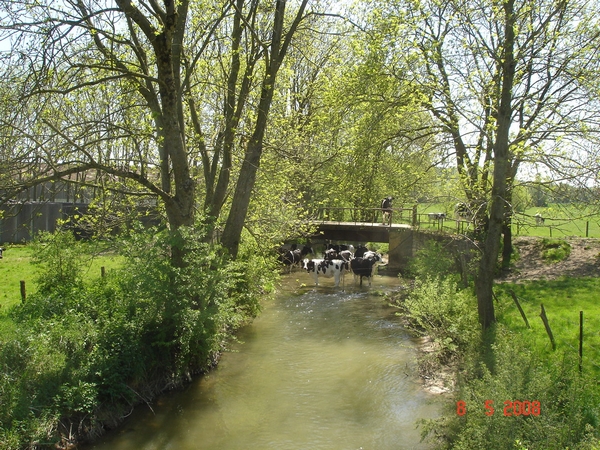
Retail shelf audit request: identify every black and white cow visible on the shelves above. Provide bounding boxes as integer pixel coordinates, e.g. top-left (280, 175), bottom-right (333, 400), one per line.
top-left (278, 245), bottom-right (313, 272)
top-left (0, 247), bottom-right (4, 259)
top-left (535, 213), bottom-right (545, 226)
top-left (354, 245), bottom-right (369, 258)
top-left (428, 212), bottom-right (446, 223)
top-left (351, 251), bottom-right (383, 286)
top-left (381, 196), bottom-right (394, 225)
top-left (303, 258), bottom-right (349, 287)
top-left (324, 244), bottom-right (355, 261)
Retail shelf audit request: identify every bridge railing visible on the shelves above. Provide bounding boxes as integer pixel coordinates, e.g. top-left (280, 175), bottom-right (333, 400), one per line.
top-left (312, 206), bottom-right (417, 226)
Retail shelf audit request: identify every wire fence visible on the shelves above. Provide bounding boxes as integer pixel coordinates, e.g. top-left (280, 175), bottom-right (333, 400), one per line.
top-left (415, 210), bottom-right (600, 238)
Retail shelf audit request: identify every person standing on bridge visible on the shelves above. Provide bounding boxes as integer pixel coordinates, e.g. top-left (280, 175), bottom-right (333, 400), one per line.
top-left (381, 196), bottom-right (393, 225)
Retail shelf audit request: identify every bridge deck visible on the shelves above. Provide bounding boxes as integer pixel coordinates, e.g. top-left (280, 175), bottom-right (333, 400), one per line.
top-left (310, 221), bottom-right (411, 243)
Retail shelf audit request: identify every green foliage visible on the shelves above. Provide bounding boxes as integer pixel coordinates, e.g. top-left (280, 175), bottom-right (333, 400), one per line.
top-left (421, 326), bottom-right (600, 450)
top-left (0, 227), bottom-right (273, 447)
top-left (400, 277), bottom-right (479, 362)
top-left (540, 238), bottom-right (571, 262)
top-left (406, 240), bottom-right (457, 279)
top-left (30, 231), bottom-right (84, 295)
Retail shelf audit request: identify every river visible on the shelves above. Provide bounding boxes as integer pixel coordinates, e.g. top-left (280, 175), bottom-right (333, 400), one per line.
top-left (85, 273), bottom-right (442, 450)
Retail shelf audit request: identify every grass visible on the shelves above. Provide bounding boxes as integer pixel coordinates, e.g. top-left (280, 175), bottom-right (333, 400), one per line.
top-left (412, 202), bottom-right (600, 238)
top-left (0, 242), bottom-right (124, 312)
top-left (496, 277), bottom-right (600, 377)
top-left (0, 241), bottom-right (124, 343)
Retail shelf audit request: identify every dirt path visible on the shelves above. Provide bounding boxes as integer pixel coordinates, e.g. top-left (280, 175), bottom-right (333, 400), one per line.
top-left (500, 236), bottom-right (600, 282)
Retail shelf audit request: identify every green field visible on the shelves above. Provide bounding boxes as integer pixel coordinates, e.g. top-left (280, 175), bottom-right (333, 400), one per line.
top-left (0, 243), bottom-right (124, 311)
top-left (496, 278), bottom-right (600, 377)
top-left (413, 202), bottom-right (600, 238)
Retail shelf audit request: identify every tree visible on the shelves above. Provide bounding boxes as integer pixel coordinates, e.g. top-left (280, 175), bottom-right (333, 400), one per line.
top-left (374, 0), bottom-right (600, 328)
top-left (220, 0), bottom-right (309, 257)
top-left (0, 0), bottom-right (312, 261)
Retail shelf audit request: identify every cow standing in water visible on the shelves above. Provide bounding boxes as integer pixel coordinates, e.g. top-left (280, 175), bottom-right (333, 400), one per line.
top-left (381, 196), bottom-right (393, 225)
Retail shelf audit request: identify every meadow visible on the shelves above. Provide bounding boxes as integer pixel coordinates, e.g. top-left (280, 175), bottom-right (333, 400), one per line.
top-left (415, 202), bottom-right (600, 238)
top-left (0, 243), bottom-right (124, 313)
top-left (495, 278), bottom-right (600, 377)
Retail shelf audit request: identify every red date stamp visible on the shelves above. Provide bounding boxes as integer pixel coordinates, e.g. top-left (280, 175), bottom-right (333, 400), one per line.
top-left (456, 400), bottom-right (540, 416)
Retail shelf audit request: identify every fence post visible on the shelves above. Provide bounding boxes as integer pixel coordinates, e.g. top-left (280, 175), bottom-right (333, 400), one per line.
top-left (579, 310), bottom-right (583, 373)
top-left (101, 266), bottom-right (106, 278)
top-left (509, 290), bottom-right (530, 328)
top-left (539, 304), bottom-right (556, 351)
top-left (586, 221), bottom-right (589, 238)
top-left (412, 205), bottom-right (418, 227)
top-left (20, 280), bottom-right (26, 303)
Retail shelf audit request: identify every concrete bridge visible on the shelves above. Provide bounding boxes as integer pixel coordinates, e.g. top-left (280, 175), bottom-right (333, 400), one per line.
top-left (309, 207), bottom-right (471, 273)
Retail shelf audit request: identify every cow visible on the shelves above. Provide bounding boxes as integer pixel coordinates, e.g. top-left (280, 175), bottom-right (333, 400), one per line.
top-left (428, 212), bottom-right (446, 223)
top-left (350, 257), bottom-right (375, 287)
top-left (535, 213), bottom-right (545, 226)
top-left (339, 250), bottom-right (353, 262)
top-left (324, 244), bottom-right (355, 260)
top-left (0, 247), bottom-right (4, 259)
top-left (351, 251), bottom-right (383, 286)
top-left (381, 196), bottom-right (393, 225)
top-left (354, 245), bottom-right (369, 258)
top-left (278, 245), bottom-right (313, 272)
top-left (303, 258), bottom-right (349, 287)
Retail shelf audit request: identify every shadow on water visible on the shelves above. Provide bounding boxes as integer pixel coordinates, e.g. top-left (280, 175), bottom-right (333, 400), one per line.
top-left (85, 273), bottom-right (442, 450)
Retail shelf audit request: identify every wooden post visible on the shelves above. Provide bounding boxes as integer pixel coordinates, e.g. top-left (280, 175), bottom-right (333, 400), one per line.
top-left (20, 280), bottom-right (26, 303)
top-left (539, 304), bottom-right (556, 351)
top-left (412, 205), bottom-right (418, 227)
top-left (101, 266), bottom-right (106, 277)
top-left (510, 290), bottom-right (530, 328)
top-left (585, 221), bottom-right (589, 238)
top-left (579, 310), bottom-right (583, 373)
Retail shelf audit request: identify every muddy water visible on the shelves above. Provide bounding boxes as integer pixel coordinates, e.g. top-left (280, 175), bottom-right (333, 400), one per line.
top-left (86, 274), bottom-right (441, 450)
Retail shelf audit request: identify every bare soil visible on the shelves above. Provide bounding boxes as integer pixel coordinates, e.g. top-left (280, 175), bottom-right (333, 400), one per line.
top-left (500, 236), bottom-right (600, 282)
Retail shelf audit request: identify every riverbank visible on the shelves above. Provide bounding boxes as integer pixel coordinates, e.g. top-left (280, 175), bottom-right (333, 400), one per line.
top-left (0, 230), bottom-right (273, 449)
top-left (392, 237), bottom-right (600, 449)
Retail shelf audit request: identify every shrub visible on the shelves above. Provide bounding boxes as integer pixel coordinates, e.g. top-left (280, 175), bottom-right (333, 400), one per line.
top-left (406, 240), bottom-right (457, 279)
top-left (421, 325), bottom-right (600, 450)
top-left (400, 276), bottom-right (479, 363)
top-left (1, 225), bottom-right (275, 447)
top-left (540, 238), bottom-right (571, 263)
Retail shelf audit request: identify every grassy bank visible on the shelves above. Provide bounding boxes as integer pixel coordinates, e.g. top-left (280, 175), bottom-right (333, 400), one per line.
top-left (0, 229), bottom-right (275, 449)
top-left (394, 243), bottom-right (600, 449)
top-left (1, 243), bottom-right (125, 311)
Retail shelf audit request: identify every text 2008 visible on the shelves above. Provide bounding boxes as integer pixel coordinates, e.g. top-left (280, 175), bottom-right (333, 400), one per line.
top-left (456, 400), bottom-right (541, 416)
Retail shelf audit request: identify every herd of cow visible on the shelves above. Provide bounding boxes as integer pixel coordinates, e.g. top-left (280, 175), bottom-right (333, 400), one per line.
top-left (277, 243), bottom-right (383, 287)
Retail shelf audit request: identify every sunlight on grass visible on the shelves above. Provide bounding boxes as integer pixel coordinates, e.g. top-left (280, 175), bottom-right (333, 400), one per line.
top-left (0, 242), bottom-right (124, 313)
top-left (496, 278), bottom-right (600, 376)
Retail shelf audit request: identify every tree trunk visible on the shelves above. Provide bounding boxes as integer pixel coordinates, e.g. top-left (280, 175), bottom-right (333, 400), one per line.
top-left (501, 186), bottom-right (513, 270)
top-left (221, 74), bottom-right (275, 258)
top-left (475, 0), bottom-right (516, 330)
top-left (220, 0), bottom-right (308, 258)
